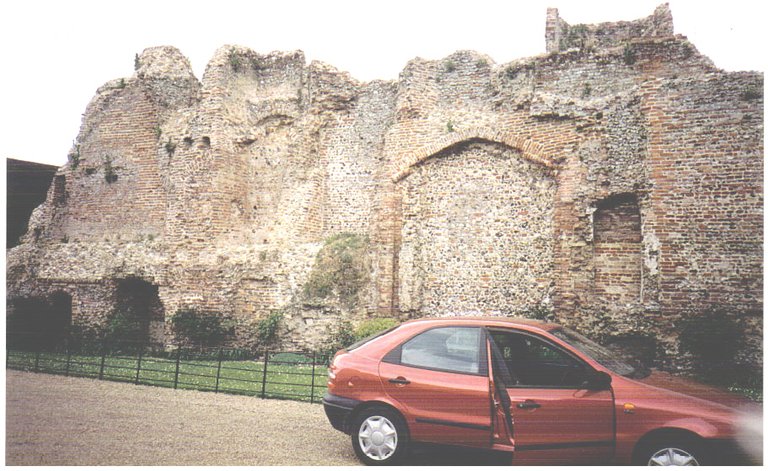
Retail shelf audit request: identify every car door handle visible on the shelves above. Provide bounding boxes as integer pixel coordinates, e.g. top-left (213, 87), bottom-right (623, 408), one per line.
top-left (388, 377), bottom-right (411, 385)
top-left (517, 400), bottom-right (541, 410)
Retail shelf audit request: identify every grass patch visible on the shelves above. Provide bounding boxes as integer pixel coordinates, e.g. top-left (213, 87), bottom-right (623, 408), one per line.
top-left (7, 349), bottom-right (328, 403)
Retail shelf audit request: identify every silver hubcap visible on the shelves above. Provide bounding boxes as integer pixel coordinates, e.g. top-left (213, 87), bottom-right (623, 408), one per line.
top-left (358, 415), bottom-right (398, 461)
top-left (648, 447), bottom-right (699, 466)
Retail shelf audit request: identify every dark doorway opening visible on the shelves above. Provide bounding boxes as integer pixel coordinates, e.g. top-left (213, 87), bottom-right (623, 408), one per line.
top-left (108, 278), bottom-right (164, 349)
top-left (6, 292), bottom-right (72, 350)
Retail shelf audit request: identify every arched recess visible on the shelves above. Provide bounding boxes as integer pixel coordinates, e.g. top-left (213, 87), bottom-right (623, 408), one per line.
top-left (395, 138), bottom-right (557, 317)
top-left (393, 128), bottom-right (556, 183)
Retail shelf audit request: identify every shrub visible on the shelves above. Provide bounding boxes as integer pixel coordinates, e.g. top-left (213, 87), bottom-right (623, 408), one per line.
top-left (105, 309), bottom-right (146, 352)
top-left (257, 310), bottom-right (283, 346)
top-left (171, 309), bottom-right (234, 348)
top-left (316, 319), bottom-right (357, 362)
top-left (303, 233), bottom-right (370, 308)
top-left (354, 318), bottom-right (399, 340)
top-left (315, 318), bottom-right (399, 363)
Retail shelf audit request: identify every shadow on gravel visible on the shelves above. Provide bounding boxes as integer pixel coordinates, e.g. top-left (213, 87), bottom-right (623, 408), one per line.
top-left (399, 444), bottom-right (511, 466)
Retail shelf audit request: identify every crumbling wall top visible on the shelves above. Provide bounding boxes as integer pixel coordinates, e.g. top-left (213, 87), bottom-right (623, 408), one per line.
top-left (546, 3), bottom-right (674, 53)
top-left (135, 46), bottom-right (198, 82)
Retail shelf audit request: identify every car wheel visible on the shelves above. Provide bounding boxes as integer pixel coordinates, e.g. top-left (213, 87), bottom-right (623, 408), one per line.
top-left (351, 406), bottom-right (408, 465)
top-left (636, 438), bottom-right (706, 466)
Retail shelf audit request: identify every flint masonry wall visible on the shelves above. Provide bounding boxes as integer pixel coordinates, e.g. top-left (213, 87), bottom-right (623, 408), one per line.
top-left (6, 5), bottom-right (762, 372)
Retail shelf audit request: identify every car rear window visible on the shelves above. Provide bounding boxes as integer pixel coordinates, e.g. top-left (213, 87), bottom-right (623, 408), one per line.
top-left (347, 325), bottom-right (401, 352)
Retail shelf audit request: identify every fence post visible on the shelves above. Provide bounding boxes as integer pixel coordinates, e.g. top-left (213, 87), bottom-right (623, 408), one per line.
top-left (310, 352), bottom-right (318, 404)
top-left (135, 347), bottom-right (144, 385)
top-left (214, 348), bottom-right (223, 393)
top-left (98, 343), bottom-right (107, 380)
top-left (173, 347), bottom-right (182, 389)
top-left (65, 346), bottom-right (72, 377)
top-left (260, 350), bottom-right (269, 399)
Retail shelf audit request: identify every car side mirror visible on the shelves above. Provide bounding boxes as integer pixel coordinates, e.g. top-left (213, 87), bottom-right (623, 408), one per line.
top-left (584, 370), bottom-right (612, 390)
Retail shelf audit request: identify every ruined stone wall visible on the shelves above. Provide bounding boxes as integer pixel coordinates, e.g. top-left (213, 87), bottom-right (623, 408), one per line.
top-left (546, 3), bottom-right (674, 53)
top-left (49, 81), bottom-right (165, 241)
top-left (6, 6), bottom-right (762, 373)
top-left (641, 71), bottom-right (764, 364)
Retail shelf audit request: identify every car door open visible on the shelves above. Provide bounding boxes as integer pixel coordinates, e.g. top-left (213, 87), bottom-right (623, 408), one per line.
top-left (488, 328), bottom-right (615, 465)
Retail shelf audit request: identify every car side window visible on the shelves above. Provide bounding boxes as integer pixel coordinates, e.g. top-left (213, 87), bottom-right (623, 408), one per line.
top-left (489, 330), bottom-right (586, 387)
top-left (400, 327), bottom-right (482, 375)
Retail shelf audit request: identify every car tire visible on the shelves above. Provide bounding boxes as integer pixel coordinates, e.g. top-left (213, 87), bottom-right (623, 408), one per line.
top-left (635, 436), bottom-right (708, 466)
top-left (351, 406), bottom-right (409, 466)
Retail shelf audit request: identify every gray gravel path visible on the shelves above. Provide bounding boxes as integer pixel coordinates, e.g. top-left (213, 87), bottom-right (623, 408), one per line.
top-left (5, 370), bottom-right (359, 465)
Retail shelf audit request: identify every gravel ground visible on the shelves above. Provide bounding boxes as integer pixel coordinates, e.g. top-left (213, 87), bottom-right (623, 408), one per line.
top-left (6, 370), bottom-right (509, 466)
top-left (5, 370), bottom-right (359, 466)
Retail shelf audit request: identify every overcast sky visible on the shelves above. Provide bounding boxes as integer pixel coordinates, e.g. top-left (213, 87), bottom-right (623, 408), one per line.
top-left (1, 0), bottom-right (764, 167)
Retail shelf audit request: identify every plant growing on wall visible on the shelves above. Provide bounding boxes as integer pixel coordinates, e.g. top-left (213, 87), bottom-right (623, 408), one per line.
top-left (623, 44), bottom-right (637, 65)
top-left (103, 156), bottom-right (118, 183)
top-left (228, 49), bottom-right (243, 72)
top-left (741, 87), bottom-right (762, 101)
top-left (521, 304), bottom-right (555, 322)
top-left (67, 144), bottom-right (80, 169)
top-left (165, 139), bottom-right (177, 155)
top-left (303, 233), bottom-right (370, 308)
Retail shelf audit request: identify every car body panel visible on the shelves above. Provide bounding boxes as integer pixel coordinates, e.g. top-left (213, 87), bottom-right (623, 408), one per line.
top-left (508, 387), bottom-right (614, 465)
top-left (379, 360), bottom-right (492, 447)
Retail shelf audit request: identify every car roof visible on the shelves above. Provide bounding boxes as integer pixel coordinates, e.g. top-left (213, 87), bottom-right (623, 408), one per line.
top-left (400, 316), bottom-right (561, 333)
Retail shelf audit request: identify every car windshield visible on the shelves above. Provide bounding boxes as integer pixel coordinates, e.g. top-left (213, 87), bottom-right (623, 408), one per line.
top-left (551, 327), bottom-right (650, 379)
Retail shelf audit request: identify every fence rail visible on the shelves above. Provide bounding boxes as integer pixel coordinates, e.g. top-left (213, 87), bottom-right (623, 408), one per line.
top-left (6, 334), bottom-right (330, 404)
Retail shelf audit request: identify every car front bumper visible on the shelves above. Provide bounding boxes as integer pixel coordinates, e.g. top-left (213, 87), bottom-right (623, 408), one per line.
top-left (322, 393), bottom-right (362, 434)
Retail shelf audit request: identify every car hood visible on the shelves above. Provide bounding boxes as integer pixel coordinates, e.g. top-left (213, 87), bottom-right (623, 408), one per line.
top-left (635, 370), bottom-right (756, 410)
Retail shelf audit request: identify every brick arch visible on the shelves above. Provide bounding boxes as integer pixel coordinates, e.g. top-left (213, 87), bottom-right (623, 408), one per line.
top-left (393, 127), bottom-right (556, 182)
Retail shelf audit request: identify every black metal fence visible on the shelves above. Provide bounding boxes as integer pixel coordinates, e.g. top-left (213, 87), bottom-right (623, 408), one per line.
top-left (6, 332), bottom-right (330, 403)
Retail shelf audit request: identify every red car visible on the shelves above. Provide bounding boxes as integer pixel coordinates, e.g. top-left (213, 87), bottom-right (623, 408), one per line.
top-left (323, 317), bottom-right (761, 465)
